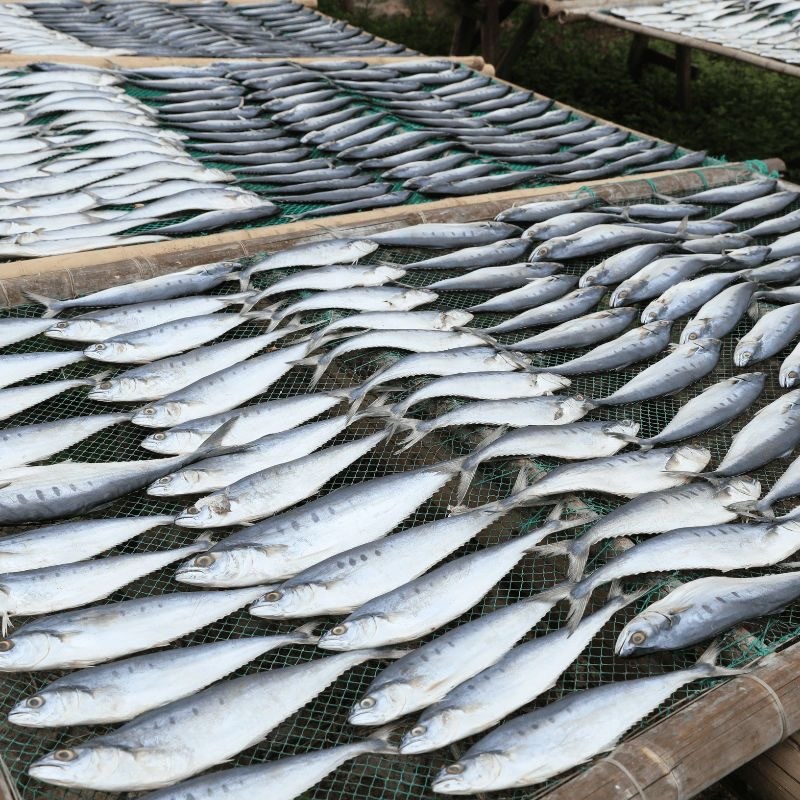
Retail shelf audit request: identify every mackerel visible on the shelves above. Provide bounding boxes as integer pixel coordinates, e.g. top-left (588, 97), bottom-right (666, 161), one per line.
top-left (366, 222), bottom-right (521, 248)
top-left (579, 243), bottom-right (671, 287)
top-left (674, 178), bottom-right (777, 204)
top-left (483, 286), bottom-right (605, 332)
top-left (742, 209), bottom-right (800, 238)
top-left (399, 239), bottom-right (532, 271)
top-left (0, 375), bottom-right (101, 422)
top-left (680, 282), bottom-right (756, 342)
top-left (249, 264), bottom-right (404, 302)
top-left (425, 263), bottom-right (559, 291)
top-left (734, 303), bottom-right (800, 366)
top-left (714, 189), bottom-right (798, 221)
top-left (530, 224), bottom-right (676, 261)
top-left (466, 275), bottom-right (577, 314)
top-left (641, 272), bottom-right (740, 322)
top-left (494, 197), bottom-right (594, 224)
top-left (514, 308), bottom-right (636, 352)
top-left (312, 309), bottom-right (474, 341)
top-left (0, 350), bottom-right (84, 390)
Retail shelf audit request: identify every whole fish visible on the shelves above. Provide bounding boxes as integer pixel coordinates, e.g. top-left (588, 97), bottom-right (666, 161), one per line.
top-left (781, 339), bottom-right (800, 388)
top-left (174, 459), bottom-right (467, 588)
top-left (530, 320), bottom-right (672, 375)
top-left (134, 731), bottom-right (396, 800)
top-left (28, 649), bottom-right (399, 791)
top-left (0, 420), bottom-right (232, 524)
top-left (714, 389), bottom-right (800, 476)
top-left (239, 239), bottom-right (379, 289)
top-left (734, 303), bottom-right (800, 366)
top-left (264, 287), bottom-right (437, 330)
top-left (0, 518), bottom-right (157, 589)
top-left (530, 224), bottom-right (676, 261)
top-left (366, 221), bottom-right (520, 248)
top-left (681, 233), bottom-right (752, 254)
top-left (392, 371), bottom-right (569, 417)
top-left (768, 230), bottom-right (800, 261)
top-left (578, 243), bottom-right (671, 287)
top-left (456, 420), bottom-right (639, 504)
top-left (401, 589), bottom-right (637, 754)
top-left (43, 294), bottom-right (254, 343)
top-left (562, 520), bottom-right (800, 625)
top-left (513, 307), bottom-right (636, 352)
top-left (175, 430), bottom-right (389, 528)
top-left (466, 275), bottom-right (578, 314)
top-left (714, 189), bottom-right (798, 221)
top-left (425, 263), bottom-right (559, 292)
top-left (0, 412), bottom-right (129, 469)
top-left (517, 444), bottom-right (710, 501)
top-left (483, 286), bottom-right (605, 333)
top-left (9, 626), bottom-right (317, 727)
top-left (311, 309), bottom-right (474, 342)
top-left (522, 211), bottom-right (624, 240)
top-left (743, 209), bottom-right (800, 238)
top-left (431, 646), bottom-right (739, 794)
top-left (0, 586), bottom-right (266, 671)
top-left (399, 239), bottom-right (533, 272)
top-left (349, 588), bottom-right (566, 726)
top-left (0, 317), bottom-right (53, 348)
top-left (251, 501), bottom-right (518, 618)
top-left (0, 375), bottom-right (102, 423)
top-left (593, 338), bottom-right (721, 406)
top-left (317, 510), bottom-right (593, 651)
top-left (604, 202), bottom-right (705, 220)
top-left (639, 372), bottom-right (765, 447)
top-left (680, 282), bottom-right (756, 342)
top-left (610, 254), bottom-right (727, 306)
top-left (0, 542), bottom-right (207, 625)
top-left (494, 196), bottom-right (595, 224)
top-left (148, 414), bottom-right (359, 496)
top-left (753, 287), bottom-right (800, 304)
top-left (674, 178), bottom-right (777, 204)
top-left (641, 272), bottom-right (740, 322)
top-left (249, 264), bottom-right (404, 302)
top-left (83, 311), bottom-right (268, 364)
top-left (560, 477), bottom-right (761, 581)
top-left (398, 396), bottom-right (596, 452)
top-left (617, 572), bottom-right (800, 656)
top-left (131, 340), bottom-right (312, 428)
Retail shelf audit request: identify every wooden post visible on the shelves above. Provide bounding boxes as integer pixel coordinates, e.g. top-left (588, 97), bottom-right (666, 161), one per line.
top-left (627, 32), bottom-right (649, 81)
top-left (676, 43), bottom-right (693, 109)
top-left (496, 6), bottom-right (541, 78)
top-left (481, 0), bottom-right (502, 67)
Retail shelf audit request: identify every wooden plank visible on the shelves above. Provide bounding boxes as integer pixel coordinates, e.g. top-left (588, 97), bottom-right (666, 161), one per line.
top-left (537, 638), bottom-right (800, 800)
top-left (733, 733), bottom-right (800, 800)
top-left (0, 162), bottom-right (778, 307)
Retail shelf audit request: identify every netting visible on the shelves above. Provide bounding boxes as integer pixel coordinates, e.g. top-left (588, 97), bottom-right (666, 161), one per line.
top-left (0, 179), bottom-right (796, 800)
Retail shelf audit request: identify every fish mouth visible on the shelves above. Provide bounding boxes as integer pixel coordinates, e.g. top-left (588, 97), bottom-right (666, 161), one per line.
top-left (173, 566), bottom-right (208, 584)
top-left (398, 736), bottom-right (437, 755)
top-left (430, 775), bottom-right (470, 795)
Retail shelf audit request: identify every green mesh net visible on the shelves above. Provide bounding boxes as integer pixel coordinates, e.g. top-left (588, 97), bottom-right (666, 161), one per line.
top-left (0, 182), bottom-right (795, 800)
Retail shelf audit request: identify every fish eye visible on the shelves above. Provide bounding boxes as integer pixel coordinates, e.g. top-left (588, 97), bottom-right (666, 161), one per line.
top-left (360, 697), bottom-right (375, 708)
top-left (27, 696), bottom-right (44, 708)
top-left (194, 554), bottom-right (214, 567)
top-left (330, 625), bottom-right (347, 636)
top-left (157, 477), bottom-right (171, 485)
top-left (446, 763), bottom-right (464, 775)
top-left (411, 725), bottom-right (426, 736)
top-left (186, 506), bottom-right (199, 515)
top-left (55, 322), bottom-right (69, 329)
top-left (264, 590), bottom-right (282, 602)
top-left (631, 631), bottom-right (647, 645)
top-left (143, 408), bottom-right (155, 415)
top-left (575, 393), bottom-right (584, 401)
top-left (95, 344), bottom-right (106, 351)
top-left (54, 749), bottom-right (76, 762)
top-left (99, 381), bottom-right (112, 390)
top-left (687, 332), bottom-right (698, 340)
top-left (790, 371), bottom-right (798, 379)
top-left (153, 433), bottom-right (165, 441)
top-left (0, 639), bottom-right (14, 652)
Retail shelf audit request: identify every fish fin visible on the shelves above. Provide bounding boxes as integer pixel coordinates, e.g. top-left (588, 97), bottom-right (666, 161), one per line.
top-left (653, 191), bottom-right (676, 202)
top-left (190, 418), bottom-right (240, 460)
top-left (243, 309), bottom-right (275, 324)
top-left (1, 611), bottom-right (10, 638)
top-left (22, 290), bottom-right (63, 318)
top-left (364, 724), bottom-right (400, 755)
top-left (454, 427), bottom-right (508, 505)
top-left (607, 579), bottom-right (657, 608)
top-left (561, 534), bottom-right (593, 583)
top-left (85, 370), bottom-right (112, 387)
top-left (393, 418), bottom-right (426, 453)
top-left (292, 620), bottom-right (322, 644)
top-left (695, 639), bottom-right (754, 677)
top-left (564, 580), bottom-right (594, 633)
top-left (189, 533), bottom-right (214, 551)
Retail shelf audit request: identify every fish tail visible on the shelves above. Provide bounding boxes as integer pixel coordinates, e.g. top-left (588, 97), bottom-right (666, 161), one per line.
top-left (238, 266), bottom-right (253, 291)
top-left (189, 532), bottom-right (214, 552)
top-left (23, 290), bottom-right (63, 318)
top-left (454, 460), bottom-right (479, 506)
top-left (345, 387), bottom-right (370, 419)
top-left (393, 419), bottom-right (426, 453)
top-left (241, 287), bottom-right (269, 312)
top-left (565, 578), bottom-right (595, 632)
top-left (728, 499), bottom-right (771, 519)
top-left (363, 724), bottom-right (399, 755)
top-left (563, 534), bottom-right (592, 582)
top-left (353, 394), bottom-right (396, 422)
top-left (243, 309), bottom-right (275, 324)
top-left (607, 578), bottom-right (657, 608)
top-left (304, 358), bottom-right (330, 388)
top-left (84, 369), bottom-right (112, 387)
top-left (654, 191), bottom-right (677, 203)
top-left (694, 639), bottom-right (755, 678)
top-left (292, 620), bottom-right (322, 644)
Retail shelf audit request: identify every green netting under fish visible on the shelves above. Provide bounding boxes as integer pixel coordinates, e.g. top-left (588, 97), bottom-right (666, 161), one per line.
top-left (0, 183), bottom-right (795, 800)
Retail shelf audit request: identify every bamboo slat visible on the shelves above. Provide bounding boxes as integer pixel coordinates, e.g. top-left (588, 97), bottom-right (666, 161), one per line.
top-left (0, 161), bottom-right (781, 307)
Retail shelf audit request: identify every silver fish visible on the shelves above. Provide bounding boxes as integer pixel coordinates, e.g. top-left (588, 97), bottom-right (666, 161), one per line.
top-left (316, 509), bottom-right (592, 651)
top-left (28, 649), bottom-right (399, 791)
top-left (431, 646), bottom-right (739, 794)
top-left (743, 209), bottom-right (800, 238)
top-left (680, 282), bottom-right (756, 342)
top-left (0, 375), bottom-right (101, 422)
top-left (483, 286), bottom-right (605, 333)
top-left (311, 309), bottom-right (473, 342)
top-left (734, 303), bottom-right (800, 366)
top-left (0, 586), bottom-right (266, 671)
top-left (9, 626), bottom-right (317, 727)
top-left (767, 230), bottom-right (800, 261)
top-left (401, 589), bottom-right (636, 754)
top-left (466, 275), bottom-right (578, 314)
top-left (578, 243), bottom-right (671, 287)
top-left (0, 317), bottom-right (53, 348)
top-left (617, 572), bottom-right (800, 656)
top-left (753, 286), bottom-right (800, 304)
top-left (494, 196), bottom-right (595, 224)
top-left (174, 459), bottom-right (466, 588)
top-left (249, 264), bottom-right (404, 302)
top-left (713, 189), bottom-right (799, 221)
top-left (641, 272), bottom-right (740, 322)
top-left (0, 350), bottom-right (84, 389)
top-left (348, 588), bottom-right (566, 727)
top-left (681, 233), bottom-right (752, 253)
top-left (0, 412), bottom-right (129, 468)
top-left (563, 520), bottom-right (800, 625)
top-left (530, 224), bottom-right (675, 261)
top-left (367, 221), bottom-right (521, 248)
top-left (456, 420), bottom-right (639, 504)
top-left (594, 338), bottom-right (721, 406)
top-left (514, 307), bottom-right (636, 352)
top-left (399, 239), bottom-right (533, 272)
top-left (175, 430), bottom-right (389, 528)
top-left (522, 211), bottom-right (624, 240)
top-left (560, 477), bottom-right (761, 581)
top-left (424, 263), bottom-right (559, 292)
top-left (676, 178), bottom-right (777, 204)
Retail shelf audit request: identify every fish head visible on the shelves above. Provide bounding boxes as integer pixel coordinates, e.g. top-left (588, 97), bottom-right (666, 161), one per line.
top-left (781, 363), bottom-right (800, 389)
top-left (530, 242), bottom-right (553, 261)
top-left (718, 475), bottom-right (761, 506)
top-left (249, 584), bottom-right (313, 618)
top-left (579, 267), bottom-right (602, 287)
top-left (44, 318), bottom-right (104, 342)
top-left (681, 318), bottom-right (711, 343)
top-left (83, 340), bottom-right (132, 362)
top-left (316, 616), bottom-right (376, 651)
top-left (402, 289), bottom-right (438, 308)
top-left (665, 444), bottom-right (711, 474)
top-left (556, 395), bottom-right (594, 423)
top-left (131, 400), bottom-right (184, 428)
top-left (0, 632), bottom-right (55, 671)
top-left (353, 240), bottom-right (380, 259)
top-left (431, 752), bottom-right (506, 795)
top-left (439, 310), bottom-right (474, 329)
top-left (536, 373), bottom-right (571, 393)
top-left (86, 376), bottom-right (135, 402)
top-left (140, 428), bottom-right (199, 456)
top-left (147, 469), bottom-right (201, 496)
top-left (604, 418), bottom-right (640, 438)
top-left (733, 337), bottom-right (759, 367)
top-left (175, 498), bottom-right (219, 528)
top-left (28, 745), bottom-right (122, 788)
top-left (174, 545), bottom-right (266, 587)
top-left (493, 350), bottom-right (531, 370)
top-left (609, 283), bottom-right (634, 307)
top-left (640, 301), bottom-right (665, 324)
top-left (615, 610), bottom-right (671, 656)
top-left (349, 682), bottom-right (407, 726)
top-left (8, 688), bottom-right (80, 727)
top-left (399, 707), bottom-right (464, 754)
top-left (373, 265), bottom-right (407, 282)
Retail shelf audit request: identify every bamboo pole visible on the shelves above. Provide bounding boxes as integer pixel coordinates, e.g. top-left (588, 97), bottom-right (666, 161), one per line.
top-left (0, 161), bottom-right (781, 307)
top-left (536, 640), bottom-right (800, 800)
top-left (578, 11), bottom-right (800, 78)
